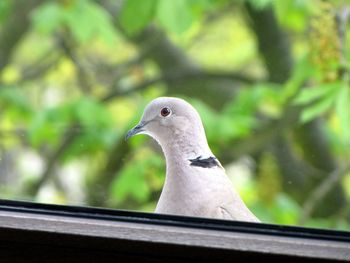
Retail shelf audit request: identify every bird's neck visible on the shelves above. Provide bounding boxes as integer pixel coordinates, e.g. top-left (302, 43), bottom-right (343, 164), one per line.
top-left (161, 132), bottom-right (213, 172)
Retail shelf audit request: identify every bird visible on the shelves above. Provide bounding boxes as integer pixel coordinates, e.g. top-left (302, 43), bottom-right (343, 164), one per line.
top-left (126, 97), bottom-right (259, 222)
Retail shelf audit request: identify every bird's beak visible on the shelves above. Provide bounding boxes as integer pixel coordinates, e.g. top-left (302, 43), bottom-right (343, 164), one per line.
top-left (125, 121), bottom-right (146, 140)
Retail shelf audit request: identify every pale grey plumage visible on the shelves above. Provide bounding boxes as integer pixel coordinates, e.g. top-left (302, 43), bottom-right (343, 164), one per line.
top-left (126, 97), bottom-right (259, 222)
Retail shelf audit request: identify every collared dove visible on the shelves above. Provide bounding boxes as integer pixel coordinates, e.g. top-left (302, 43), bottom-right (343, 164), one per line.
top-left (126, 97), bottom-right (259, 222)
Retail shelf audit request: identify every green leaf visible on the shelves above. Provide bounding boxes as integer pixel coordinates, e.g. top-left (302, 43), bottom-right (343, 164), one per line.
top-left (110, 157), bottom-right (151, 204)
top-left (189, 0), bottom-right (212, 16)
top-left (28, 97), bottom-right (117, 155)
top-left (31, 2), bottom-right (63, 34)
top-left (0, 86), bottom-right (32, 114)
top-left (251, 193), bottom-right (301, 225)
top-left (157, 0), bottom-right (193, 34)
top-left (119, 0), bottom-right (158, 35)
top-left (224, 88), bottom-right (260, 115)
top-left (273, 194), bottom-right (300, 224)
top-left (59, 97), bottom-right (116, 159)
top-left (63, 5), bottom-right (94, 44)
top-left (300, 95), bottom-right (335, 123)
top-left (293, 82), bottom-right (341, 105)
top-left (73, 97), bottom-right (111, 128)
top-left (275, 0), bottom-right (310, 31)
top-left (224, 84), bottom-right (282, 116)
top-left (63, 0), bottom-right (117, 44)
top-left (32, 0), bottom-right (117, 44)
top-left (62, 129), bottom-right (117, 161)
top-left (0, 0), bottom-right (13, 23)
top-left (246, 0), bottom-right (274, 10)
top-left (335, 83), bottom-right (350, 141)
top-left (283, 55), bottom-right (319, 101)
top-left (28, 109), bottom-right (65, 147)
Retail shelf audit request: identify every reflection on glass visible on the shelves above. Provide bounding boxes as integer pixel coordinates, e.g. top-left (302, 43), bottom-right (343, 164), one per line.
top-left (0, 0), bottom-right (349, 231)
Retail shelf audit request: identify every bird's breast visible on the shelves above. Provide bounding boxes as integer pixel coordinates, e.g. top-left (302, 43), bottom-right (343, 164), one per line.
top-left (155, 165), bottom-right (229, 217)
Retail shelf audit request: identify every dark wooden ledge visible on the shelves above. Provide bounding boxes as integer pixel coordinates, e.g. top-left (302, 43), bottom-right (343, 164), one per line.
top-left (0, 199), bottom-right (349, 262)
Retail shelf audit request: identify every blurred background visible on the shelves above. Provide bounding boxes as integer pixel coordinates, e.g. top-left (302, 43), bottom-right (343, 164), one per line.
top-left (0, 0), bottom-right (350, 230)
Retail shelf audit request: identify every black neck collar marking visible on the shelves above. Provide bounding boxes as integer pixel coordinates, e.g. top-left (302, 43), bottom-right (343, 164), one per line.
top-left (189, 156), bottom-right (220, 168)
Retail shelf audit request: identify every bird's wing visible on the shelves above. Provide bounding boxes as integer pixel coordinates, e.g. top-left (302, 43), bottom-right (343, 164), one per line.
top-left (211, 170), bottom-right (260, 222)
top-left (219, 202), bottom-right (260, 222)
top-left (218, 186), bottom-right (260, 222)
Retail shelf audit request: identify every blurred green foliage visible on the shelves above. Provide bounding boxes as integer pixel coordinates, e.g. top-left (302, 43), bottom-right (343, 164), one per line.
top-left (32, 0), bottom-right (117, 44)
top-left (0, 0), bottom-right (350, 231)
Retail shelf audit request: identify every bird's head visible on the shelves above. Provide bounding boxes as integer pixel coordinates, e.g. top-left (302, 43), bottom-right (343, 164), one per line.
top-left (125, 97), bottom-right (206, 148)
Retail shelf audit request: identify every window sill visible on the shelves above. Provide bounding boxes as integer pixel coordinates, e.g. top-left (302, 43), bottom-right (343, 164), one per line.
top-left (0, 199), bottom-right (349, 262)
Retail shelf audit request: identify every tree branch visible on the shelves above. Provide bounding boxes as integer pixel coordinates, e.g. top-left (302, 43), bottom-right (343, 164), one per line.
top-left (244, 2), bottom-right (348, 217)
top-left (99, 1), bottom-right (245, 109)
top-left (245, 2), bottom-right (293, 83)
top-left (101, 77), bottom-right (162, 102)
top-left (336, 6), bottom-right (350, 65)
top-left (20, 54), bottom-right (60, 83)
top-left (25, 128), bottom-right (80, 196)
top-left (86, 138), bottom-right (130, 207)
top-left (57, 33), bottom-right (93, 94)
top-left (89, 52), bottom-right (148, 86)
top-left (299, 165), bottom-right (350, 225)
top-left (219, 103), bottom-right (300, 162)
top-left (0, 0), bottom-right (44, 72)
top-left (101, 70), bottom-right (263, 102)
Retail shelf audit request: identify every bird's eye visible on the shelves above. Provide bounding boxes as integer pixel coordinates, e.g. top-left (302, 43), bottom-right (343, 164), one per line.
top-left (160, 107), bottom-right (171, 117)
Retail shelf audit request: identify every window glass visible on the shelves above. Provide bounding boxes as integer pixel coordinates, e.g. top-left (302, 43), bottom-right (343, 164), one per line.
top-left (0, 0), bottom-right (349, 231)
